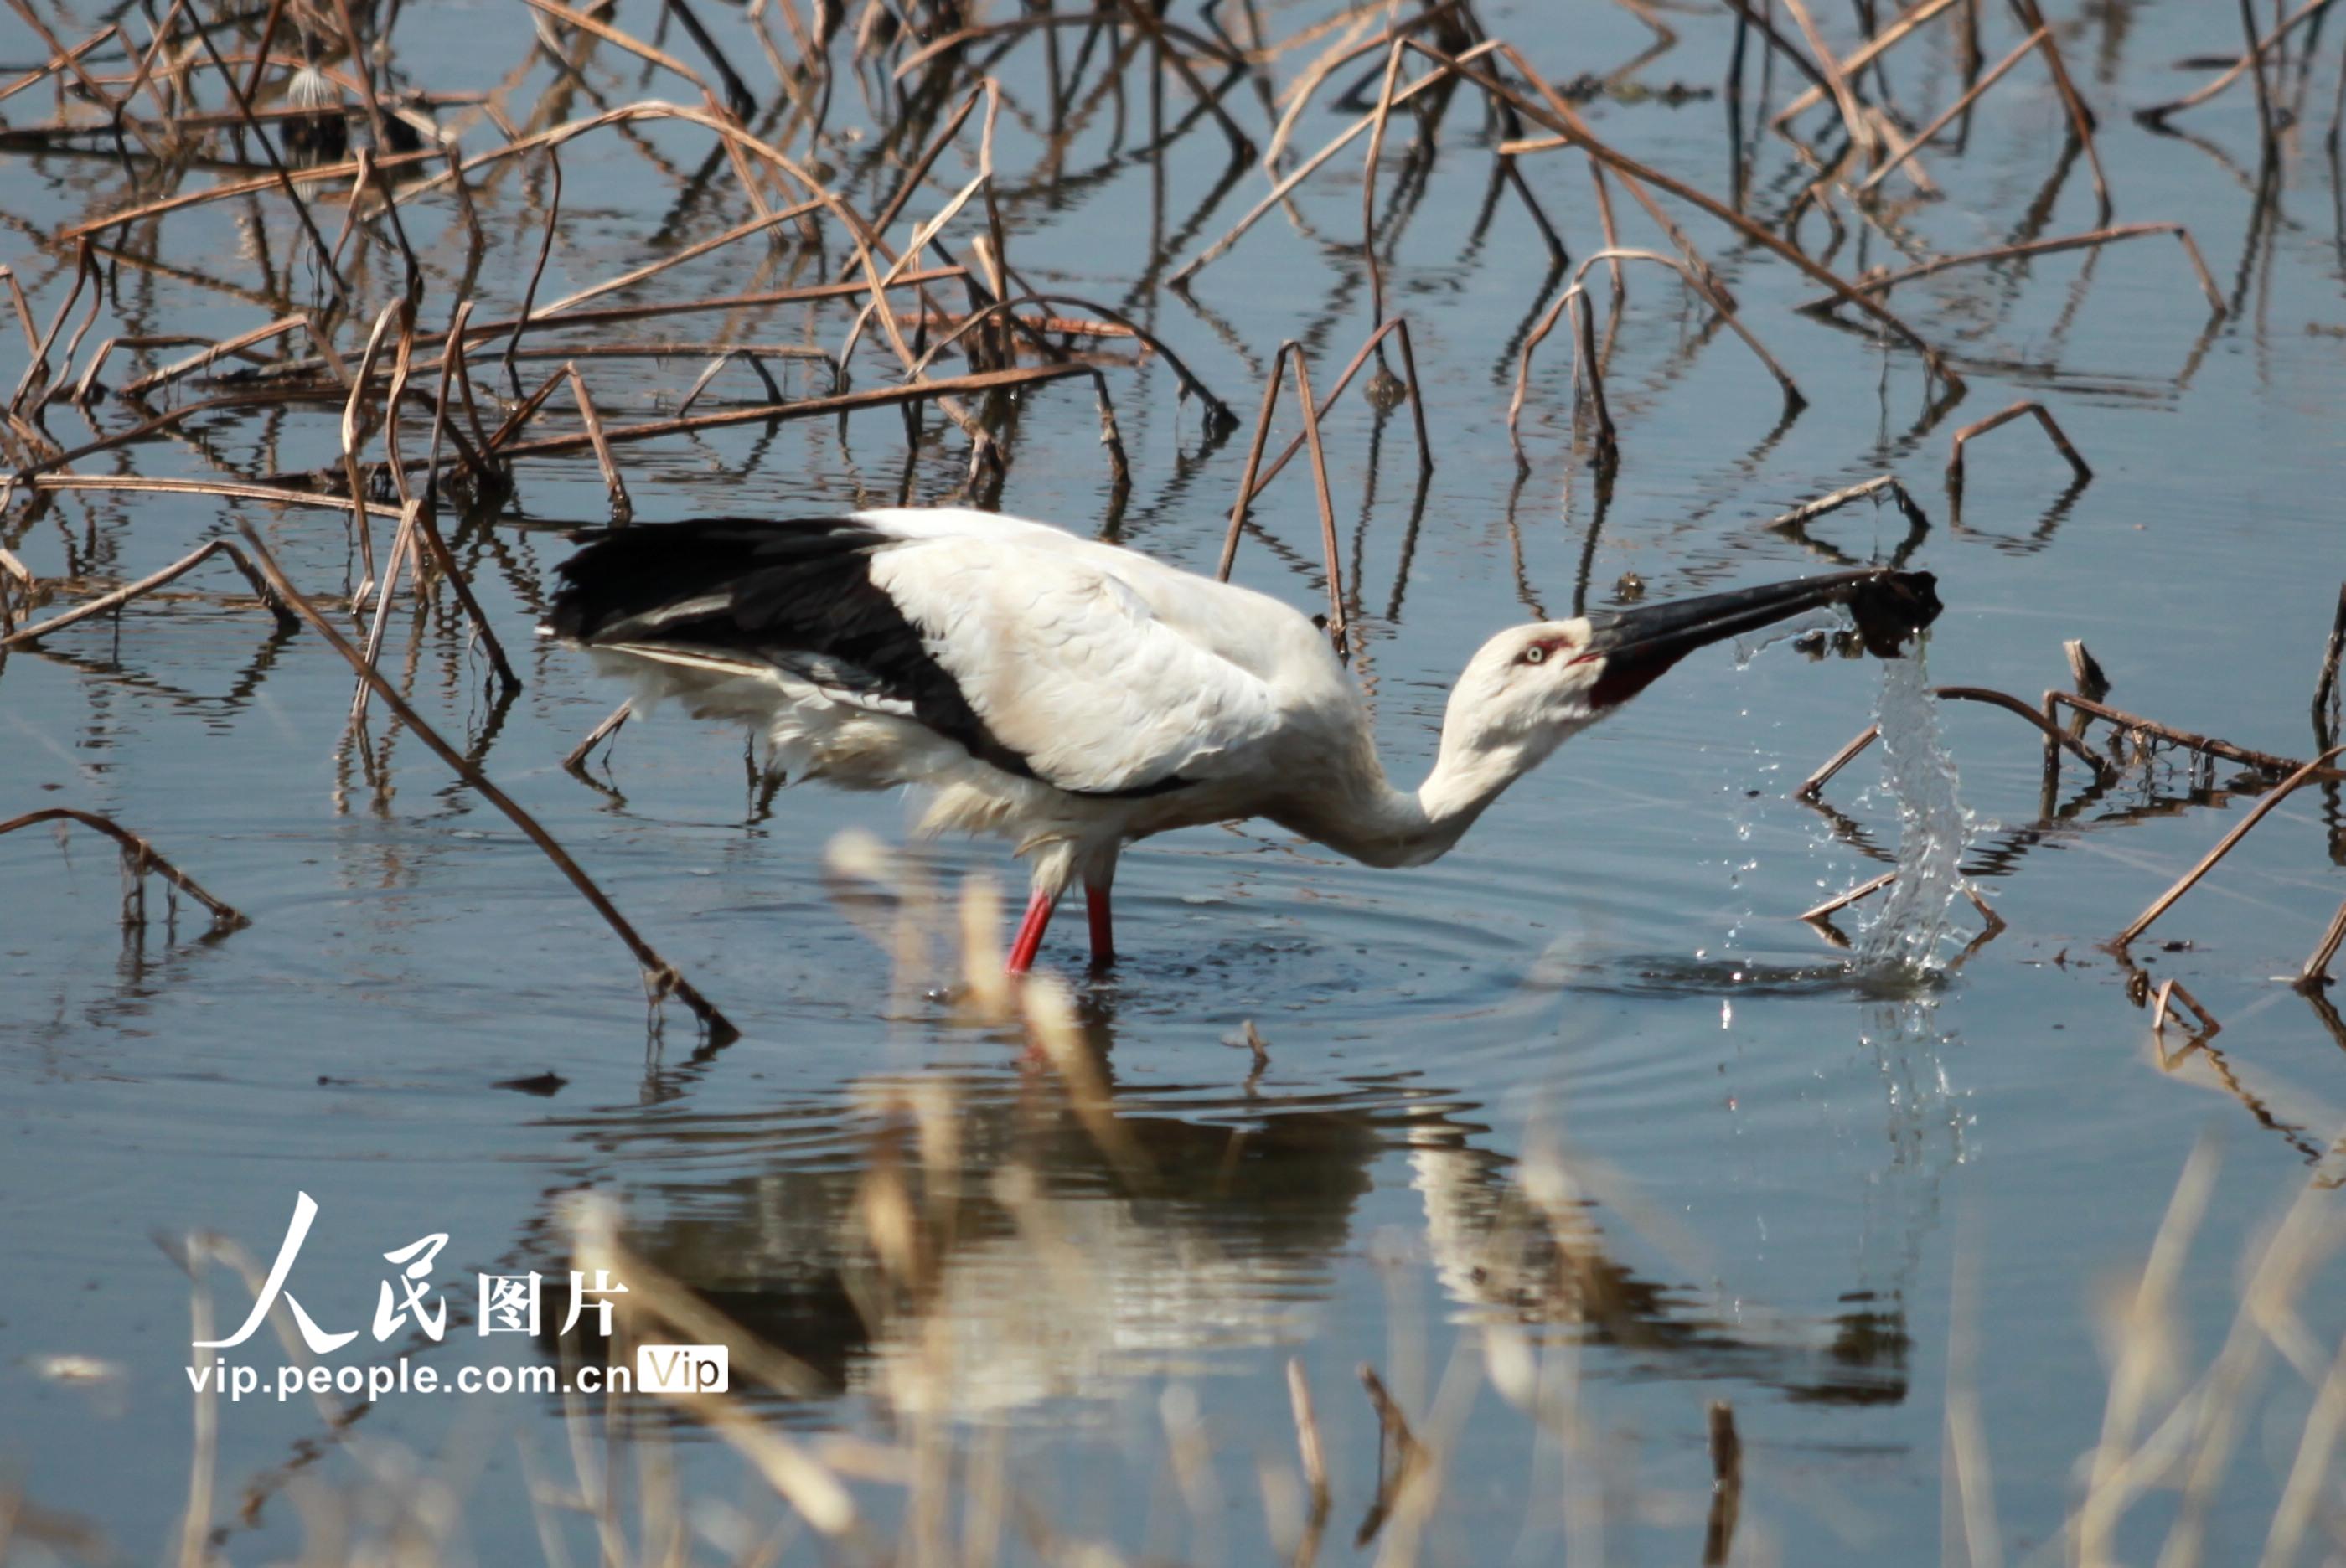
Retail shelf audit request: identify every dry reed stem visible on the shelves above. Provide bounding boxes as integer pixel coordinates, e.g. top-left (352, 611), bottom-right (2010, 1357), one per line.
top-left (2136, 0), bottom-right (2339, 125)
top-left (1807, 224), bottom-right (2226, 318)
top-left (2298, 898), bottom-right (2346, 990)
top-left (902, 290), bottom-right (1238, 431)
top-left (351, 498), bottom-right (421, 720)
top-left (461, 361), bottom-right (1091, 469)
top-left (1168, 41), bottom-right (1501, 286)
top-left (1260, 1), bottom-right (1456, 166)
top-left (1799, 686), bottom-right (2112, 799)
top-left (1762, 473), bottom-right (1927, 533)
top-left (8, 242), bottom-right (91, 418)
top-left (2050, 692), bottom-right (2341, 781)
top-left (1576, 247), bottom-right (1802, 407)
top-left (561, 703), bottom-right (633, 775)
top-left (2312, 583), bottom-right (2345, 721)
top-left (0, 538), bottom-right (298, 651)
top-left (339, 302), bottom-right (406, 600)
top-left (1504, 53), bottom-right (1727, 304)
top-left (2011, 0), bottom-right (2111, 219)
top-left (1110, 0), bottom-right (1256, 160)
top-left (1246, 315), bottom-right (1431, 496)
top-left (0, 0), bottom-right (164, 161)
top-left (535, 202), bottom-right (824, 320)
top-left (1020, 974), bottom-right (1153, 1189)
top-left (0, 807), bottom-right (249, 930)
top-left (1777, 0), bottom-right (1876, 159)
top-left (1356, 1364), bottom-right (1426, 1524)
top-left (177, 2), bottom-right (346, 301)
top-left (2150, 977), bottom-right (2221, 1038)
top-left (524, 0), bottom-right (718, 102)
top-left (1287, 1358), bottom-right (1331, 1516)
top-left (0, 25), bottom-right (117, 108)
top-left (2113, 747), bottom-right (2346, 948)
top-left (2077, 1137), bottom-right (2217, 1561)
top-left (25, 474), bottom-right (404, 519)
top-left (1858, 26), bottom-right (2045, 195)
top-left (1770, 0), bottom-right (1966, 126)
top-left (1946, 400), bottom-right (2092, 495)
top-left (230, 524), bottom-right (737, 1042)
top-left (1214, 341), bottom-right (1349, 659)
top-left (2067, 639), bottom-right (2111, 701)
top-left (502, 145), bottom-right (563, 395)
top-left (116, 317), bottom-right (306, 401)
top-left (562, 364), bottom-right (632, 522)
top-left (1800, 869), bottom-right (1897, 923)
top-left (54, 142), bottom-right (444, 243)
top-left (1703, 1400), bottom-right (1741, 1567)
top-left (1456, 40), bottom-right (1962, 390)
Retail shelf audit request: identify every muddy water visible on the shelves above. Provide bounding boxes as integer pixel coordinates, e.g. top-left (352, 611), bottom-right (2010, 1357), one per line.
top-left (5, 0), bottom-right (2346, 1560)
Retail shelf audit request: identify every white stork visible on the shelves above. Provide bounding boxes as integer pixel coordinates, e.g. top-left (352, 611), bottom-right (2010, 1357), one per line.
top-left (545, 508), bottom-right (1939, 973)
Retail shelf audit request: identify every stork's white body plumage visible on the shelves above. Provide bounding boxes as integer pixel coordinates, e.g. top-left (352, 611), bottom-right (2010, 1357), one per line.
top-left (547, 507), bottom-right (1939, 971)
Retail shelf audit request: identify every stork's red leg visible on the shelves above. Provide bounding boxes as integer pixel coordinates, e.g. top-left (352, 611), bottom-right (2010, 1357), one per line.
top-left (1006, 887), bottom-right (1059, 975)
top-left (1084, 883), bottom-right (1114, 968)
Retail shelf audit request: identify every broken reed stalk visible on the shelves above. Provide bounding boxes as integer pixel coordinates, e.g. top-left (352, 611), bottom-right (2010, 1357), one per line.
top-left (229, 523), bottom-right (738, 1044)
top-left (1169, 39), bottom-right (1503, 286)
top-left (562, 364), bottom-right (632, 522)
top-left (563, 703), bottom-right (633, 773)
top-left (1703, 1401), bottom-right (1742, 1568)
top-left (2113, 746), bottom-right (2346, 948)
top-left (0, 808), bottom-right (249, 931)
top-left (1214, 341), bottom-right (1349, 659)
top-left (2150, 977), bottom-right (2222, 1038)
top-left (902, 289), bottom-right (1238, 433)
top-left (23, 474), bottom-right (404, 519)
top-left (477, 362), bottom-right (1090, 468)
top-left (2010, 0), bottom-right (2111, 220)
top-left (503, 145), bottom-right (563, 396)
top-left (1287, 1358), bottom-right (1332, 1516)
top-left (2136, 0), bottom-right (2338, 126)
top-left (2312, 583), bottom-right (2345, 724)
top-left (2301, 898), bottom-right (2346, 990)
top-left (1762, 473), bottom-right (1928, 533)
top-left (176, 0), bottom-right (345, 302)
top-left (1797, 687), bottom-right (2113, 799)
top-left (1946, 400), bottom-right (2092, 497)
top-left (2049, 692), bottom-right (2342, 780)
top-left (1857, 26), bottom-right (2046, 195)
top-left (1800, 869), bottom-right (1896, 922)
top-left (1527, 250), bottom-right (1802, 419)
top-left (0, 538), bottom-right (299, 650)
top-left (339, 304), bottom-right (403, 599)
top-left (1802, 224), bottom-right (2226, 318)
top-left (1769, 0), bottom-right (1966, 126)
top-left (1800, 872), bottom-right (2004, 935)
top-left (1244, 316), bottom-right (1431, 498)
top-left (1463, 39), bottom-right (1963, 390)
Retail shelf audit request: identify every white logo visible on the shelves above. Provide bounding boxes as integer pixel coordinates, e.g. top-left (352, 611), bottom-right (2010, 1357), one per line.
top-left (636, 1344), bottom-right (729, 1394)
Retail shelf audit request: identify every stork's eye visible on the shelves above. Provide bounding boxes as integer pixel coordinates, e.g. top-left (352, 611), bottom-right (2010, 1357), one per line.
top-left (1522, 645), bottom-right (1547, 665)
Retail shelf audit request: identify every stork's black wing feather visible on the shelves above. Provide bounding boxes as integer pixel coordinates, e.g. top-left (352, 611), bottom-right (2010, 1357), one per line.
top-left (547, 517), bottom-right (1184, 796)
top-left (549, 517), bottom-right (1049, 779)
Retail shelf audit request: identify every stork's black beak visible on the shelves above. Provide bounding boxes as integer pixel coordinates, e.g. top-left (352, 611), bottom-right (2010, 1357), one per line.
top-left (1579, 569), bottom-right (1940, 708)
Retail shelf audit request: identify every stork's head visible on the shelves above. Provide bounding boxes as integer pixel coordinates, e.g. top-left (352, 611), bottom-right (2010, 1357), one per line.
top-left (1437, 569), bottom-right (1942, 781)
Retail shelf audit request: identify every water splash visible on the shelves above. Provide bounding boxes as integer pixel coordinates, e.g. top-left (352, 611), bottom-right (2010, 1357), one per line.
top-left (1855, 646), bottom-right (1972, 972)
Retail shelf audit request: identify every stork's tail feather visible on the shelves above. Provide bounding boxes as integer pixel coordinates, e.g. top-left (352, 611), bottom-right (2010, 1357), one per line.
top-left (543, 516), bottom-right (894, 647)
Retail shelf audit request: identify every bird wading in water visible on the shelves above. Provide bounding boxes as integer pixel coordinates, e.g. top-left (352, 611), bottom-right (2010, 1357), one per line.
top-left (544, 508), bottom-right (1940, 973)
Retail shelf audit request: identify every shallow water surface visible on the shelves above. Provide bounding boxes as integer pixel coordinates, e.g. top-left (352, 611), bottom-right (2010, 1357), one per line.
top-left (5, 0), bottom-right (2346, 1560)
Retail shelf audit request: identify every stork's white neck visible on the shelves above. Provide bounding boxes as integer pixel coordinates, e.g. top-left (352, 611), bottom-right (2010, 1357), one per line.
top-left (1285, 723), bottom-right (1570, 870)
